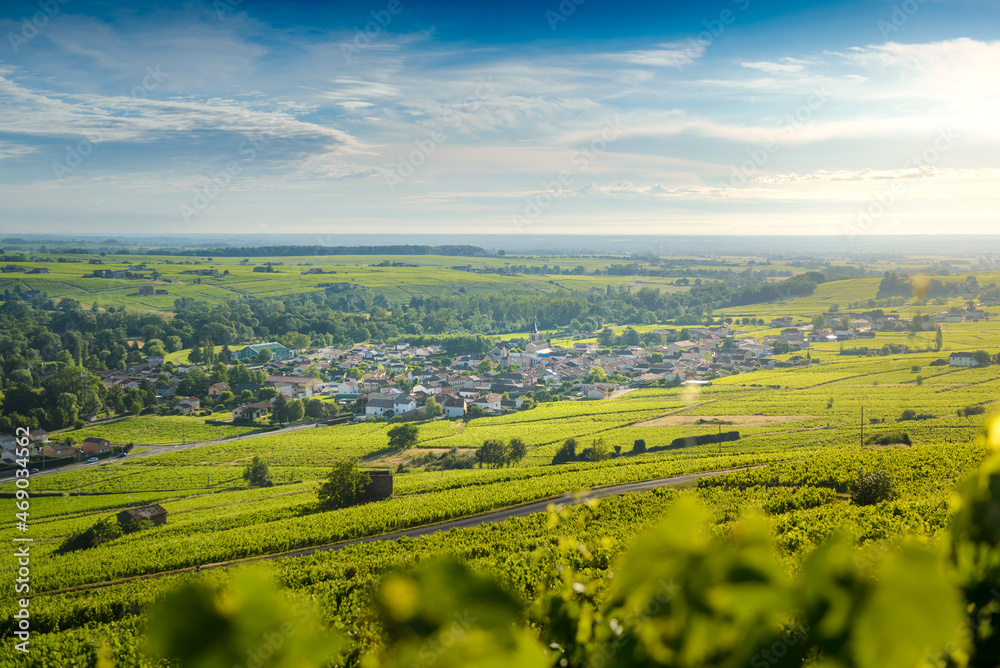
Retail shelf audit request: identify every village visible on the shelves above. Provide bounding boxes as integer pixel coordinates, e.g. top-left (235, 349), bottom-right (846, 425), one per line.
top-left (4, 299), bottom-right (995, 468)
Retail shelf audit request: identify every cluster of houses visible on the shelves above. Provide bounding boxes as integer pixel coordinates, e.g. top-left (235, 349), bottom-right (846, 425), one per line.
top-left (0, 432), bottom-right (122, 464)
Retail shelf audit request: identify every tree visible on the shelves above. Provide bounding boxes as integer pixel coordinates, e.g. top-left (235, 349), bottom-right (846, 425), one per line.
top-left (476, 359), bottom-right (493, 373)
top-left (649, 352), bottom-right (664, 363)
top-left (424, 396), bottom-right (443, 419)
top-left (812, 314), bottom-right (826, 330)
top-left (270, 393), bottom-right (289, 424)
top-left (507, 437), bottom-right (527, 465)
top-left (579, 438), bottom-right (610, 462)
top-left (317, 461), bottom-right (372, 510)
top-left (286, 398), bottom-right (304, 423)
top-left (387, 423), bottom-right (419, 449)
top-left (304, 399), bottom-right (325, 419)
top-left (552, 437), bottom-right (578, 465)
top-left (57, 392), bottom-right (79, 428)
top-left (256, 347), bottom-right (273, 364)
top-left (632, 438), bottom-right (647, 454)
top-left (598, 327), bottom-right (615, 347)
top-left (466, 405), bottom-right (486, 420)
top-left (935, 327), bottom-right (943, 352)
top-left (476, 439), bottom-right (508, 468)
top-left (974, 350), bottom-right (992, 366)
top-left (188, 345), bottom-right (203, 364)
top-left (242, 456), bottom-right (273, 488)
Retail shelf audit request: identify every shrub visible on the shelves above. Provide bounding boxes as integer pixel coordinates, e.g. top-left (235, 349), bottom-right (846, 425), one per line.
top-left (387, 423), bottom-right (419, 449)
top-left (864, 431), bottom-right (912, 446)
top-left (849, 467), bottom-right (898, 506)
top-left (579, 438), bottom-right (610, 462)
top-left (58, 517), bottom-right (122, 554)
top-left (899, 409), bottom-right (935, 421)
top-left (958, 405), bottom-right (987, 417)
top-left (476, 439), bottom-right (508, 468)
top-left (507, 437), bottom-right (527, 465)
top-left (552, 437), bottom-right (578, 465)
top-left (242, 456), bottom-right (273, 488)
top-left (632, 438), bottom-right (647, 454)
top-left (317, 461), bottom-right (372, 510)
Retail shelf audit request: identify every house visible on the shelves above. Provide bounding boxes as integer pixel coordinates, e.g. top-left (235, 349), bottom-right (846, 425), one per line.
top-left (42, 443), bottom-right (83, 458)
top-left (779, 328), bottom-right (804, 342)
top-left (138, 285), bottom-right (155, 296)
top-left (23, 290), bottom-right (42, 300)
top-left (441, 395), bottom-right (468, 418)
top-left (232, 402), bottom-right (271, 421)
top-left (950, 352), bottom-right (979, 367)
top-left (265, 375), bottom-right (320, 398)
top-left (26, 429), bottom-right (49, 447)
top-left (88, 259), bottom-right (103, 264)
top-left (176, 396), bottom-right (201, 414)
top-left (235, 342), bottom-right (294, 362)
top-left (335, 380), bottom-right (361, 396)
top-left (365, 397), bottom-right (397, 418)
top-left (116, 504), bottom-right (167, 531)
top-left (471, 393), bottom-right (503, 411)
top-left (27, 267), bottom-right (48, 274)
top-left (392, 394), bottom-right (418, 414)
top-left (587, 383), bottom-right (615, 400)
top-left (208, 382), bottom-right (231, 397)
top-left (146, 355), bottom-right (164, 366)
top-left (771, 316), bottom-right (793, 328)
top-left (80, 437), bottom-right (111, 456)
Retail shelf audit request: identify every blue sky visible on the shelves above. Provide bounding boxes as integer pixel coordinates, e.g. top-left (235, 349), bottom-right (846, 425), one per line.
top-left (1, 0), bottom-right (998, 237)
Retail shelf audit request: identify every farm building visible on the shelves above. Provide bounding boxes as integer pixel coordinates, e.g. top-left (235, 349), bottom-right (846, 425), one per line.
top-left (235, 341), bottom-right (294, 362)
top-left (950, 352), bottom-right (979, 367)
top-left (117, 504), bottom-right (167, 531)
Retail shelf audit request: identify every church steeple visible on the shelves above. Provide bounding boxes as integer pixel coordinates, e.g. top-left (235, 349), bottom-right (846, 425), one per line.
top-left (530, 320), bottom-right (542, 343)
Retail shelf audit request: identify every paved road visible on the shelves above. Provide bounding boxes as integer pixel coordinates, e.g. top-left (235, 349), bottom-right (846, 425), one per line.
top-left (279, 468), bottom-right (731, 560)
top-left (33, 467), bottom-right (743, 597)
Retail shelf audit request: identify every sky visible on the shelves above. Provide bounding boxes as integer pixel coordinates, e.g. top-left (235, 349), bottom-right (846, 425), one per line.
top-left (0, 0), bottom-right (998, 238)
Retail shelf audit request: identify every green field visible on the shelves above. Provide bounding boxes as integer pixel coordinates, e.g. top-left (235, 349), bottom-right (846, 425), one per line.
top-left (3, 251), bottom-right (1000, 665)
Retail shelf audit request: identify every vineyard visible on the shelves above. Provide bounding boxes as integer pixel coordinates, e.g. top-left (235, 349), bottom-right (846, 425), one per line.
top-left (3, 267), bottom-right (1000, 666)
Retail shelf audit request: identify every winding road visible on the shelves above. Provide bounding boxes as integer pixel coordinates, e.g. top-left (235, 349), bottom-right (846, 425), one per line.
top-left (30, 467), bottom-right (743, 597)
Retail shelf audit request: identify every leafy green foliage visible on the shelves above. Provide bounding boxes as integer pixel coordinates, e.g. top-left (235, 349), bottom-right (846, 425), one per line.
top-left (316, 461), bottom-right (372, 510)
top-left (58, 517), bottom-right (123, 554)
top-left (144, 570), bottom-right (339, 668)
top-left (243, 455), bottom-right (273, 487)
top-left (552, 437), bottom-right (578, 465)
top-left (476, 439), bottom-right (507, 468)
top-left (387, 423), bottom-right (419, 449)
top-left (863, 431), bottom-right (911, 446)
top-left (849, 467), bottom-right (899, 506)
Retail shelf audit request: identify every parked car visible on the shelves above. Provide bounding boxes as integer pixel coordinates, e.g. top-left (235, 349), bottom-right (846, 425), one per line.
top-left (87, 457), bottom-right (99, 463)
top-left (115, 453), bottom-right (127, 458)
top-left (29, 468), bottom-right (39, 474)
